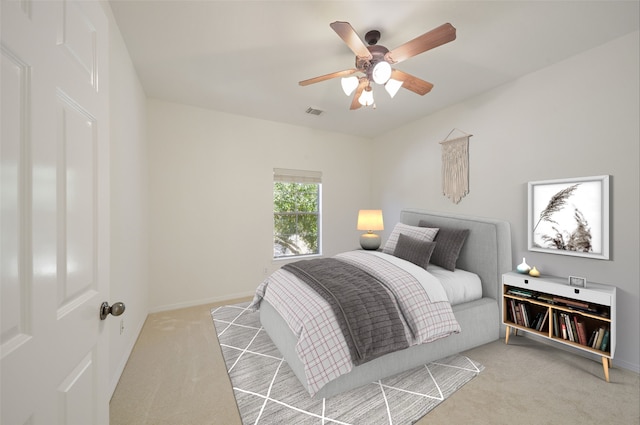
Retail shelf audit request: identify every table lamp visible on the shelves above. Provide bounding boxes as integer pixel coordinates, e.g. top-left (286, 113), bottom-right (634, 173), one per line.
top-left (357, 209), bottom-right (384, 250)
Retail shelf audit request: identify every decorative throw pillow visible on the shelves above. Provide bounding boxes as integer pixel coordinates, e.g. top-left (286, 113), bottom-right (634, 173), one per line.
top-left (393, 233), bottom-right (437, 269)
top-left (382, 223), bottom-right (439, 255)
top-left (418, 220), bottom-right (469, 271)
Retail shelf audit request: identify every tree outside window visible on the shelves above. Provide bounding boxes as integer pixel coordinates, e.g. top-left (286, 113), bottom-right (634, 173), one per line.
top-left (273, 169), bottom-right (321, 258)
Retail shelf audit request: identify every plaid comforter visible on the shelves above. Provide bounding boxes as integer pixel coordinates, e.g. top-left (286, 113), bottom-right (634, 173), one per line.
top-left (283, 257), bottom-right (411, 366)
top-left (249, 250), bottom-right (461, 396)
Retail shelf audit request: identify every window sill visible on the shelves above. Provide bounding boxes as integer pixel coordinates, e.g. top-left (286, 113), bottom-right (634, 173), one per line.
top-left (273, 253), bottom-right (322, 262)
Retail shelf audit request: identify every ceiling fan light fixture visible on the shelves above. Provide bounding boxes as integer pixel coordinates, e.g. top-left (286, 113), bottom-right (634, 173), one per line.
top-left (358, 86), bottom-right (374, 106)
top-left (372, 61), bottom-right (392, 85)
top-left (300, 21), bottom-right (457, 110)
top-left (384, 78), bottom-right (403, 98)
top-left (341, 76), bottom-right (359, 96)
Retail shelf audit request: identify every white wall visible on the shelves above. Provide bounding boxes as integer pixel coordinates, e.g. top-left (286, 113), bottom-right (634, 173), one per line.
top-left (147, 100), bottom-right (372, 312)
top-left (371, 32), bottom-right (639, 372)
top-left (105, 4), bottom-right (150, 396)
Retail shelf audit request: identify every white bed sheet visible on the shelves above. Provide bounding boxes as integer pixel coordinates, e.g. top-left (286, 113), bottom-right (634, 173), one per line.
top-left (427, 265), bottom-right (483, 305)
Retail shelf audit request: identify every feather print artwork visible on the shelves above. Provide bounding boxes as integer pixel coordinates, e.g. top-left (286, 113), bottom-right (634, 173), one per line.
top-left (533, 183), bottom-right (593, 252)
top-left (529, 176), bottom-right (608, 259)
top-left (533, 184), bottom-right (579, 232)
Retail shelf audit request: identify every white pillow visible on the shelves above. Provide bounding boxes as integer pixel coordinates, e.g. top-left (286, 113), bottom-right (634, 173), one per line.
top-left (382, 223), bottom-right (439, 254)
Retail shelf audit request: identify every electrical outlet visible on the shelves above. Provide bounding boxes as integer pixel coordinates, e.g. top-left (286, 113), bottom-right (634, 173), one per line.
top-left (120, 319), bottom-right (124, 335)
top-left (263, 267), bottom-right (269, 275)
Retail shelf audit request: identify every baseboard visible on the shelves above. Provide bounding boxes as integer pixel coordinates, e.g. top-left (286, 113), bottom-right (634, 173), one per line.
top-left (521, 332), bottom-right (640, 374)
top-left (614, 357), bottom-right (640, 374)
top-left (148, 291), bottom-right (255, 314)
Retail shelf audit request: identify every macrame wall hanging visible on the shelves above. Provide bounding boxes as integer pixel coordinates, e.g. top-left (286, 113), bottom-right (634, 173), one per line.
top-left (439, 129), bottom-right (472, 204)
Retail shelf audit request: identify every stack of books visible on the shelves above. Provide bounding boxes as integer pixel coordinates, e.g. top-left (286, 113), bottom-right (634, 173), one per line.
top-left (551, 311), bottom-right (610, 351)
top-left (506, 299), bottom-right (548, 331)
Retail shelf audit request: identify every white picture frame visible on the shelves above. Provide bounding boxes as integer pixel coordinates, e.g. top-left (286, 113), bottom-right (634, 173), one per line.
top-left (568, 276), bottom-right (587, 288)
top-left (528, 175), bottom-right (610, 259)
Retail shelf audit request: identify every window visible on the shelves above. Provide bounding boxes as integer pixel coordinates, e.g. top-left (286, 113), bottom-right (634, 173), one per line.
top-left (273, 168), bottom-right (321, 258)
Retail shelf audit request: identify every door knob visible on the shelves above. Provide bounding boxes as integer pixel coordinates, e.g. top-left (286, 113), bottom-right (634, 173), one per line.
top-left (100, 302), bottom-right (125, 320)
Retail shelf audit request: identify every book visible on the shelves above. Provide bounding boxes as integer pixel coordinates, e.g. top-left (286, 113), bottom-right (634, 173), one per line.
top-left (599, 328), bottom-right (610, 352)
top-left (509, 299), bottom-right (518, 324)
top-left (514, 303), bottom-right (524, 326)
top-left (563, 314), bottom-right (575, 342)
top-left (524, 306), bottom-right (530, 327)
top-left (570, 318), bottom-right (578, 343)
top-left (518, 303), bottom-right (527, 326)
top-left (587, 329), bottom-right (597, 347)
top-left (552, 311), bottom-right (559, 337)
top-left (537, 294), bottom-right (557, 304)
top-left (575, 318), bottom-right (588, 346)
top-left (567, 305), bottom-right (600, 315)
top-left (558, 313), bottom-right (569, 339)
top-left (531, 312), bottom-right (542, 330)
top-left (508, 288), bottom-right (533, 298)
top-left (592, 328), bottom-right (601, 348)
top-left (537, 310), bottom-right (549, 331)
top-left (552, 296), bottom-right (590, 309)
top-left (594, 326), bottom-right (606, 350)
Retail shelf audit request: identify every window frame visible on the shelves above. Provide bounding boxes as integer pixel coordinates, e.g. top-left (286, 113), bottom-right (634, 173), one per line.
top-left (273, 168), bottom-right (322, 260)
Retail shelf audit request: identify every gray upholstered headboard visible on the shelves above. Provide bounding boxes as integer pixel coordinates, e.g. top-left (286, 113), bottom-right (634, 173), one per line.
top-left (400, 209), bottom-right (512, 301)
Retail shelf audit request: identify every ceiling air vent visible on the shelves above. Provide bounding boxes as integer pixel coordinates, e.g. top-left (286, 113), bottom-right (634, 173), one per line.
top-left (305, 107), bottom-right (323, 116)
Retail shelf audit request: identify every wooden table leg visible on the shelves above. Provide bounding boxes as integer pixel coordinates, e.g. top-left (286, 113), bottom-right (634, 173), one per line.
top-left (602, 357), bottom-right (610, 382)
top-left (505, 325), bottom-right (511, 345)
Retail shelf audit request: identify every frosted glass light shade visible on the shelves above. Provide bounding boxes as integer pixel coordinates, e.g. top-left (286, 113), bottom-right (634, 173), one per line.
top-left (358, 87), bottom-right (374, 106)
top-left (341, 76), bottom-right (359, 96)
top-left (372, 61), bottom-right (392, 85)
top-left (384, 78), bottom-right (403, 98)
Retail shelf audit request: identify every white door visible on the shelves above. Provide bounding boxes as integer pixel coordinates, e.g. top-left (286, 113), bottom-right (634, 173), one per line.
top-left (1, 0), bottom-right (111, 423)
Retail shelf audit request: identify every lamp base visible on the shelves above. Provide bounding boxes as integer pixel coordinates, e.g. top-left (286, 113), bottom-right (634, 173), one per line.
top-left (360, 233), bottom-right (381, 250)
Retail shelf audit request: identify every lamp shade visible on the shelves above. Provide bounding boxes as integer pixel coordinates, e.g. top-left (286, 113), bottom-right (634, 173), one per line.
top-left (372, 61), bottom-right (392, 85)
top-left (358, 87), bottom-right (374, 106)
top-left (384, 78), bottom-right (403, 98)
top-left (341, 76), bottom-right (359, 96)
top-left (357, 210), bottom-right (384, 231)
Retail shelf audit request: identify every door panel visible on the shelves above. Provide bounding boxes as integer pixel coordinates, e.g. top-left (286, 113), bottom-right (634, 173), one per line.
top-left (1, 43), bottom-right (32, 357)
top-left (57, 351), bottom-right (96, 425)
top-left (57, 93), bottom-right (98, 313)
top-left (1, 1), bottom-right (110, 423)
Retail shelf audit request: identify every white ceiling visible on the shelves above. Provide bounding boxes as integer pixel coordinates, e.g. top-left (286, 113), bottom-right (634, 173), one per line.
top-left (109, 1), bottom-right (639, 139)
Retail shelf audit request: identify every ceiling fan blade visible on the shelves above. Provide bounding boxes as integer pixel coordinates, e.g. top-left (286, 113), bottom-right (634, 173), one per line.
top-left (391, 69), bottom-right (434, 95)
top-left (350, 78), bottom-right (369, 110)
top-left (330, 21), bottom-right (373, 60)
top-left (385, 23), bottom-right (456, 64)
top-left (299, 69), bottom-right (358, 86)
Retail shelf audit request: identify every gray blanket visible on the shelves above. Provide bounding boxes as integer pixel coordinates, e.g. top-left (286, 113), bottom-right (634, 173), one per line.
top-left (283, 258), bottom-right (409, 366)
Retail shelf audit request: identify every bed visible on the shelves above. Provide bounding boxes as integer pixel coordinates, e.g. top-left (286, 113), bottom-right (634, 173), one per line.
top-left (252, 209), bottom-right (512, 399)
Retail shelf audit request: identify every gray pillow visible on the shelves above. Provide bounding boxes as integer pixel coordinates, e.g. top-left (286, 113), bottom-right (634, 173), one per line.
top-left (393, 233), bottom-right (437, 270)
top-left (382, 223), bottom-right (439, 255)
top-left (418, 220), bottom-right (469, 271)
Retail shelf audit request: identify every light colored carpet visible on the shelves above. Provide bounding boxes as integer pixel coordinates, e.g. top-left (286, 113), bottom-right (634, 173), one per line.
top-left (212, 302), bottom-right (483, 424)
top-left (110, 300), bottom-right (640, 425)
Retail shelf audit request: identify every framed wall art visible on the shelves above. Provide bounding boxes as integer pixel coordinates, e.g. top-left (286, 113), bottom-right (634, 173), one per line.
top-left (568, 276), bottom-right (587, 288)
top-left (528, 175), bottom-right (610, 259)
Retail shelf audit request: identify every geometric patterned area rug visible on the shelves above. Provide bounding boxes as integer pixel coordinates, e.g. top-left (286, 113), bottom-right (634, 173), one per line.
top-left (211, 302), bottom-right (484, 425)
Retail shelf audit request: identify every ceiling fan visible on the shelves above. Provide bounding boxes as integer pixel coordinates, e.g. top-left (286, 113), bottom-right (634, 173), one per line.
top-left (299, 21), bottom-right (456, 110)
